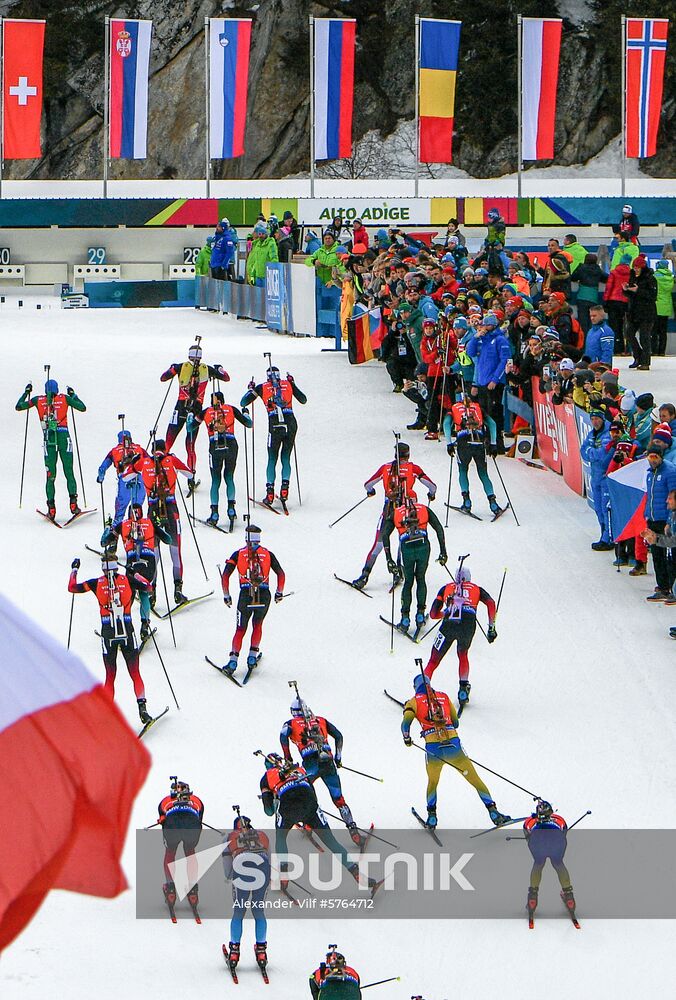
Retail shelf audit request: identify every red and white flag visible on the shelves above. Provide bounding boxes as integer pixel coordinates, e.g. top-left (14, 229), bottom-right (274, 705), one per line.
top-left (520, 18), bottom-right (562, 161)
top-left (1, 19), bottom-right (45, 159)
top-left (625, 18), bottom-right (669, 159)
top-left (0, 594), bottom-right (150, 951)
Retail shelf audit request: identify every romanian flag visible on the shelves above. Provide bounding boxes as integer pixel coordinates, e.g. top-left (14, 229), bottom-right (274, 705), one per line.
top-left (347, 308), bottom-right (386, 365)
top-left (418, 19), bottom-right (461, 164)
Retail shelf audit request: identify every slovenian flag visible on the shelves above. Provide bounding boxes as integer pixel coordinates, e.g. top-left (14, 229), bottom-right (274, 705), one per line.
top-left (0, 593), bottom-right (149, 950)
top-left (313, 18), bottom-right (356, 162)
top-left (521, 18), bottom-right (562, 161)
top-left (607, 457), bottom-right (648, 542)
top-left (209, 19), bottom-right (252, 159)
top-left (108, 19), bottom-right (152, 159)
top-left (418, 18), bottom-right (461, 164)
top-left (625, 18), bottom-right (669, 159)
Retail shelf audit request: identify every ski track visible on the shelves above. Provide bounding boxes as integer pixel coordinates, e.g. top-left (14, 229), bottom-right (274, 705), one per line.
top-left (2, 301), bottom-right (676, 998)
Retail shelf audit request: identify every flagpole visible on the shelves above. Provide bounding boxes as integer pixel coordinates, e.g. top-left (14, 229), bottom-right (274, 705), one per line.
top-left (414, 15), bottom-right (420, 198)
top-left (517, 14), bottom-right (523, 199)
top-left (103, 16), bottom-right (109, 198)
top-left (309, 15), bottom-right (315, 199)
top-left (621, 14), bottom-right (626, 198)
top-left (205, 17), bottom-right (210, 198)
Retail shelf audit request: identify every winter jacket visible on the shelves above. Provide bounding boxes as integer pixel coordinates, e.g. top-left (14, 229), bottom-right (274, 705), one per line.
top-left (485, 219), bottom-right (506, 246)
top-left (616, 213), bottom-right (640, 241)
top-left (580, 422), bottom-right (613, 483)
top-left (211, 228), bottom-right (237, 269)
top-left (246, 235), bottom-right (278, 283)
top-left (466, 330), bottom-right (512, 386)
top-left (399, 307), bottom-right (425, 361)
top-left (542, 253), bottom-right (572, 297)
top-left (611, 241), bottom-right (639, 270)
top-left (380, 326), bottom-right (417, 367)
top-left (584, 322), bottom-right (615, 365)
top-left (305, 243), bottom-right (342, 286)
top-left (565, 241), bottom-right (588, 276)
top-left (195, 244), bottom-right (212, 276)
top-left (654, 265), bottom-right (675, 318)
top-left (603, 264), bottom-right (631, 304)
top-left (351, 224), bottom-right (370, 249)
top-left (646, 461), bottom-right (676, 522)
top-left (628, 409), bottom-right (654, 450)
top-left (625, 267), bottom-right (657, 324)
top-left (276, 232), bottom-right (294, 263)
top-left (575, 262), bottom-right (606, 303)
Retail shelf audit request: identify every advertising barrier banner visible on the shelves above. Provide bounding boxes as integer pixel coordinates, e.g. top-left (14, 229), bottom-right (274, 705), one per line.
top-left (531, 379), bottom-right (588, 499)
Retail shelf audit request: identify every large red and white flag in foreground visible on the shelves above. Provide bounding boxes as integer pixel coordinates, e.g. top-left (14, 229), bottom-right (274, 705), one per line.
top-left (1, 19), bottom-right (45, 159)
top-left (520, 18), bottom-right (562, 161)
top-left (0, 594), bottom-right (150, 951)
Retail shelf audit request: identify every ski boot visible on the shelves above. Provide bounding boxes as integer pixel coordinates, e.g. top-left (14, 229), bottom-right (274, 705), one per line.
top-left (137, 698), bottom-right (152, 725)
top-left (227, 502), bottom-right (236, 526)
top-left (163, 881), bottom-right (177, 906)
top-left (406, 419), bottom-right (426, 430)
top-left (591, 539), bottom-right (615, 551)
top-left (629, 561), bottom-right (647, 576)
top-left (352, 568), bottom-right (370, 590)
top-left (140, 619), bottom-right (151, 642)
top-left (488, 494), bottom-right (502, 516)
top-left (246, 650), bottom-right (260, 669)
top-left (397, 614), bottom-right (411, 633)
top-left (486, 801), bottom-right (511, 827)
top-left (69, 494), bottom-right (81, 516)
top-left (424, 430), bottom-right (439, 441)
top-left (254, 942), bottom-right (268, 970)
top-left (527, 886), bottom-right (538, 914)
top-left (339, 804), bottom-right (364, 846)
top-left (280, 479), bottom-right (290, 502)
top-left (187, 478), bottom-right (200, 497)
top-left (461, 491), bottom-right (472, 513)
top-left (263, 482), bottom-right (275, 505)
top-left (561, 886), bottom-right (576, 913)
top-left (227, 942), bottom-right (240, 970)
top-left (223, 652), bottom-right (238, 676)
top-left (47, 501), bottom-right (57, 521)
top-left (458, 680), bottom-right (471, 707)
top-left (206, 505), bottom-right (219, 526)
top-left (426, 806), bottom-right (438, 829)
top-left (187, 884), bottom-right (199, 907)
top-left (174, 579), bottom-right (187, 606)
top-left (415, 608), bottom-right (427, 628)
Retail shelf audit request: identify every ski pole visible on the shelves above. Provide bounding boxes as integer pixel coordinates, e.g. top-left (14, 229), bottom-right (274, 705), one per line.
top-left (329, 494), bottom-right (369, 528)
top-left (293, 442), bottom-right (302, 506)
top-left (495, 568), bottom-right (507, 617)
top-left (362, 978), bottom-right (400, 990)
top-left (389, 569), bottom-right (396, 654)
top-left (67, 589), bottom-right (75, 650)
top-left (444, 454), bottom-right (454, 528)
top-left (411, 740), bottom-right (539, 798)
top-left (150, 628), bottom-right (180, 710)
top-left (242, 408), bottom-right (252, 521)
top-left (70, 406), bottom-right (87, 507)
top-left (178, 484), bottom-right (209, 581)
top-left (469, 816), bottom-right (529, 839)
top-left (157, 545), bottom-right (177, 648)
top-left (148, 376), bottom-right (174, 448)
top-left (18, 397), bottom-right (30, 508)
top-left (320, 811), bottom-right (399, 849)
top-left (339, 764), bottom-right (383, 783)
top-left (99, 480), bottom-right (107, 529)
top-left (491, 456), bottom-right (520, 526)
top-left (251, 377), bottom-right (256, 501)
top-left (567, 809), bottom-right (592, 832)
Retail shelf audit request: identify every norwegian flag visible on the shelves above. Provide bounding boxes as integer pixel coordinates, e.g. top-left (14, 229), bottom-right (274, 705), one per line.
top-left (625, 18), bottom-right (669, 159)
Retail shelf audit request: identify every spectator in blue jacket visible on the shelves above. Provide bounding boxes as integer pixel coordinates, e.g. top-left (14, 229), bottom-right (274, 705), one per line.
top-left (210, 218), bottom-right (237, 280)
top-left (644, 447), bottom-right (676, 598)
top-left (584, 305), bottom-right (615, 366)
top-left (467, 313), bottom-right (512, 453)
top-left (627, 392), bottom-right (655, 450)
top-left (580, 409), bottom-right (614, 550)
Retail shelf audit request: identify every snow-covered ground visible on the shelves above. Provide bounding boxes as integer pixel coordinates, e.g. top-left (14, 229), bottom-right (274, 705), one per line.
top-left (2, 301), bottom-right (676, 998)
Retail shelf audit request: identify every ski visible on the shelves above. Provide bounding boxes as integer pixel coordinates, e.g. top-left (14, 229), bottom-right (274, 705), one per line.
top-left (445, 504), bottom-right (483, 521)
top-left (186, 478), bottom-right (201, 497)
top-left (333, 574), bottom-right (373, 599)
top-left (491, 503), bottom-right (510, 523)
top-left (62, 508), bottom-right (97, 528)
top-left (222, 945), bottom-right (239, 984)
top-left (370, 877), bottom-right (386, 900)
top-left (383, 689), bottom-right (405, 708)
top-left (138, 706), bottom-right (169, 739)
top-left (248, 497), bottom-right (282, 515)
top-left (205, 655), bottom-right (243, 687)
top-left (359, 822), bottom-right (375, 853)
top-left (411, 806), bottom-right (442, 846)
top-left (277, 495), bottom-right (290, 516)
top-left (387, 575), bottom-right (403, 594)
top-left (85, 543), bottom-right (104, 556)
top-left (139, 628), bottom-right (157, 654)
top-left (300, 825), bottom-right (325, 853)
top-left (188, 514), bottom-right (231, 536)
top-left (164, 891), bottom-right (177, 924)
top-left (528, 912), bottom-right (535, 930)
top-left (256, 955), bottom-right (270, 984)
top-left (412, 616), bottom-right (428, 642)
top-left (518, 457), bottom-right (547, 471)
top-left (469, 815), bottom-right (528, 839)
top-left (153, 591), bottom-right (214, 620)
top-left (228, 515), bottom-right (236, 533)
top-left (561, 891), bottom-right (581, 929)
top-left (379, 616), bottom-right (419, 644)
top-left (280, 884), bottom-right (299, 906)
top-left (36, 509), bottom-right (61, 528)
top-left (189, 899), bottom-right (202, 924)
top-left (242, 652), bottom-right (262, 685)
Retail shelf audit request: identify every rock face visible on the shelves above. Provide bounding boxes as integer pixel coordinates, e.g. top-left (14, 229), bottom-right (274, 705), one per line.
top-left (3, 0), bottom-right (673, 180)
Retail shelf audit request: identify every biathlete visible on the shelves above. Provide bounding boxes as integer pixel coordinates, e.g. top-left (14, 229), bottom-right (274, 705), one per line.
top-left (97, 430), bottom-right (146, 526)
top-left (524, 800), bottom-right (576, 920)
top-left (158, 778), bottom-right (204, 913)
top-left (195, 390), bottom-right (252, 528)
top-left (222, 813), bottom-right (270, 974)
top-left (381, 495), bottom-right (447, 633)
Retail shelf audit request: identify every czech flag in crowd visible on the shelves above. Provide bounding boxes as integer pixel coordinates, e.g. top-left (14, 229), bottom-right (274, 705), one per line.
top-left (418, 18), bottom-right (461, 164)
top-left (625, 18), bottom-right (669, 158)
top-left (347, 308), bottom-right (387, 365)
top-left (209, 19), bottom-right (252, 159)
top-left (607, 457), bottom-right (648, 542)
top-left (1, 19), bottom-right (45, 159)
top-left (521, 18), bottom-right (562, 160)
top-left (0, 594), bottom-right (149, 950)
top-left (313, 18), bottom-right (356, 161)
top-left (108, 19), bottom-right (152, 159)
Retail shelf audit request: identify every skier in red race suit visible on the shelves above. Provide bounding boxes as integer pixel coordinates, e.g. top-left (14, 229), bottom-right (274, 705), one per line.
top-left (158, 778), bottom-right (204, 913)
top-left (220, 524), bottom-right (285, 678)
top-left (68, 554), bottom-right (153, 724)
top-left (160, 341), bottom-right (229, 474)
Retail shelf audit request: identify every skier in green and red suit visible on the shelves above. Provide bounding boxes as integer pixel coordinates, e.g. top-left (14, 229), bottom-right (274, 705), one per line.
top-left (16, 378), bottom-right (86, 521)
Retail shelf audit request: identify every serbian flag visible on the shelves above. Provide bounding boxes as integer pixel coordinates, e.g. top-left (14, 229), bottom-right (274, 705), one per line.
top-left (0, 593), bottom-right (150, 950)
top-left (108, 19), bottom-right (152, 159)
top-left (521, 18), bottom-right (562, 160)
top-left (418, 19), bottom-right (461, 164)
top-left (607, 457), bottom-right (648, 542)
top-left (625, 19), bottom-right (669, 159)
top-left (313, 19), bottom-right (356, 161)
top-left (1, 19), bottom-right (45, 159)
top-left (347, 308), bottom-right (386, 365)
top-left (209, 19), bottom-right (252, 159)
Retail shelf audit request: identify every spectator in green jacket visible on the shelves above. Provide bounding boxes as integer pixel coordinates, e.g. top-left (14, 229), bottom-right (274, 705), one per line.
top-left (305, 230), bottom-right (345, 286)
top-left (653, 259), bottom-right (675, 357)
top-left (194, 237), bottom-right (214, 276)
top-left (396, 300), bottom-right (424, 362)
top-left (563, 234), bottom-right (588, 276)
top-left (246, 222), bottom-right (278, 286)
top-left (611, 237), bottom-right (639, 270)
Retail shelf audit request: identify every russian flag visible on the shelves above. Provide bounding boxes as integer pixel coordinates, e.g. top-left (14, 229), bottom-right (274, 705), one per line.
top-left (209, 19), bottom-right (252, 160)
top-left (625, 18), bottom-right (669, 159)
top-left (607, 457), bottom-right (648, 542)
top-left (109, 19), bottom-right (152, 159)
top-left (521, 18), bottom-right (562, 161)
top-left (313, 18), bottom-right (356, 162)
top-left (0, 593), bottom-right (149, 950)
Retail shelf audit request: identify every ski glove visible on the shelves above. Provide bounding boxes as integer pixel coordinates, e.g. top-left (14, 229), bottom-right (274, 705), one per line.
top-left (403, 734), bottom-right (412, 747)
top-left (335, 756), bottom-right (342, 768)
top-left (223, 595), bottom-right (232, 607)
top-left (447, 443), bottom-right (455, 457)
top-left (486, 443), bottom-right (499, 457)
top-left (96, 474), bottom-right (104, 484)
top-left (71, 558), bottom-right (80, 569)
top-left (366, 488), bottom-right (376, 497)
top-left (487, 625), bottom-right (497, 643)
top-left (67, 386), bottom-right (75, 396)
top-left (428, 493), bottom-right (436, 502)
top-left (274, 591), bottom-right (283, 603)
top-left (25, 382), bottom-right (32, 393)
top-left (437, 554), bottom-right (448, 566)
top-left (386, 557), bottom-right (398, 575)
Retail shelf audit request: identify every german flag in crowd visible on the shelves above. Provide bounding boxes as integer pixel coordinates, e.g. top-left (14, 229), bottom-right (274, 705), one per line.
top-left (347, 308), bottom-right (387, 365)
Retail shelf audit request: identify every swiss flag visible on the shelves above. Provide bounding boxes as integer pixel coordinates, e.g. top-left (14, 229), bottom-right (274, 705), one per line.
top-left (2, 19), bottom-right (45, 159)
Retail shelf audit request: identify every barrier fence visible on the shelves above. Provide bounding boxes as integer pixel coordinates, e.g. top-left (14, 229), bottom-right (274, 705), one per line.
top-left (530, 378), bottom-right (594, 508)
